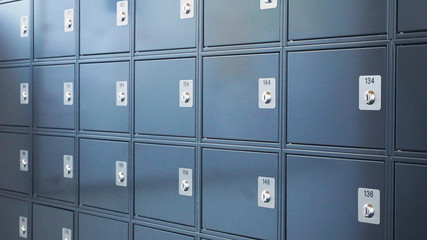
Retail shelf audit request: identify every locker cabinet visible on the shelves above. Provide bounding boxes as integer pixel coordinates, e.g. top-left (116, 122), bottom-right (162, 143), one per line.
top-left (395, 163), bottom-right (427, 240)
top-left (80, 139), bottom-right (130, 213)
top-left (34, 64), bottom-right (75, 130)
top-left (287, 155), bottom-right (385, 240)
top-left (135, 58), bottom-right (196, 137)
top-left (396, 44), bottom-right (427, 152)
top-left (397, 0), bottom-right (427, 33)
top-left (0, 132), bottom-right (31, 194)
top-left (287, 47), bottom-right (387, 149)
top-left (203, 0), bottom-right (280, 47)
top-left (202, 149), bottom-right (278, 239)
top-left (0, 67), bottom-right (31, 127)
top-left (80, 62), bottom-right (130, 133)
top-left (0, 196), bottom-right (29, 240)
top-left (203, 53), bottom-right (280, 142)
top-left (288, 0), bottom-right (387, 41)
top-left (0, 0), bottom-right (30, 61)
top-left (135, 0), bottom-right (196, 52)
top-left (34, 135), bottom-right (76, 203)
top-left (134, 225), bottom-right (194, 240)
top-left (79, 214), bottom-right (128, 240)
top-left (135, 143), bottom-right (195, 226)
top-left (80, 0), bottom-right (130, 55)
top-left (34, 0), bottom-right (76, 58)
top-left (33, 204), bottom-right (74, 240)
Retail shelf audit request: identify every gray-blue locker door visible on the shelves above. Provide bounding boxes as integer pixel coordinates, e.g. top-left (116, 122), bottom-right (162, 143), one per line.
top-left (395, 163), bottom-right (427, 240)
top-left (34, 135), bottom-right (76, 203)
top-left (0, 196), bottom-right (30, 240)
top-left (79, 214), bottom-right (128, 240)
top-left (0, 67), bottom-right (31, 127)
top-left (0, 132), bottom-right (31, 194)
top-left (203, 0), bottom-right (280, 47)
top-left (34, 0), bottom-right (76, 58)
top-left (134, 225), bottom-right (194, 240)
top-left (288, 0), bottom-right (387, 40)
top-left (396, 44), bottom-right (427, 152)
top-left (202, 148), bottom-right (278, 239)
top-left (135, 0), bottom-right (196, 51)
top-left (80, 0), bottom-right (130, 55)
top-left (34, 65), bottom-right (75, 130)
top-left (203, 53), bottom-right (280, 142)
top-left (287, 155), bottom-right (385, 240)
top-left (135, 58), bottom-right (196, 137)
top-left (398, 0), bottom-right (427, 33)
top-left (287, 47), bottom-right (387, 149)
top-left (0, 0), bottom-right (30, 61)
top-left (134, 143), bottom-right (195, 226)
top-left (79, 139), bottom-right (130, 213)
top-left (80, 61), bottom-right (130, 133)
top-left (33, 204), bottom-right (74, 240)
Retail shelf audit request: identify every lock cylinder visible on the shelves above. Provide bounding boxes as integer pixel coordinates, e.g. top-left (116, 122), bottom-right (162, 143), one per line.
top-left (364, 91), bottom-right (376, 105)
top-left (363, 203), bottom-right (375, 218)
top-left (183, 3), bottom-right (191, 14)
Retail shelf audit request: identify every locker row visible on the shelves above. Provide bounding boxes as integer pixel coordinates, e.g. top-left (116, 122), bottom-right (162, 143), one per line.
top-left (1, 0), bottom-right (427, 61)
top-left (1, 146), bottom-right (427, 240)
top-left (1, 45), bottom-right (427, 153)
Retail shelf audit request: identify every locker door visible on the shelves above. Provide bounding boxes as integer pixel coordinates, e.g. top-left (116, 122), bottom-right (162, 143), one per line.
top-left (398, 0), bottom-right (427, 33)
top-left (33, 204), bottom-right (74, 240)
top-left (80, 62), bottom-right (130, 133)
top-left (0, 67), bottom-right (31, 127)
top-left (287, 155), bottom-right (385, 240)
top-left (34, 135), bottom-right (76, 203)
top-left (202, 148), bottom-right (278, 239)
top-left (0, 196), bottom-right (30, 240)
top-left (395, 163), bottom-right (427, 240)
top-left (34, 0), bottom-right (76, 58)
top-left (79, 214), bottom-right (128, 240)
top-left (288, 0), bottom-right (387, 40)
top-left (80, 139), bottom-right (130, 213)
top-left (135, 0), bottom-right (196, 51)
top-left (34, 65), bottom-right (75, 130)
top-left (396, 45), bottom-right (427, 152)
top-left (80, 0), bottom-right (130, 55)
top-left (134, 225), bottom-right (194, 240)
top-left (0, 133), bottom-right (31, 194)
top-left (204, 0), bottom-right (280, 47)
top-left (135, 143), bottom-right (195, 226)
top-left (135, 58), bottom-right (196, 137)
top-left (0, 0), bottom-right (30, 61)
top-left (203, 53), bottom-right (280, 142)
top-left (287, 47), bottom-right (387, 149)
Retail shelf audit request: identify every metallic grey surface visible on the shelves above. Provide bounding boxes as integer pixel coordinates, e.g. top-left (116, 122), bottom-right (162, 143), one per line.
top-left (33, 204), bottom-right (73, 240)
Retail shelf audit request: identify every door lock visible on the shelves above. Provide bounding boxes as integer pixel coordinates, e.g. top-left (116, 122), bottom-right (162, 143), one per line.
top-left (181, 92), bottom-right (191, 104)
top-left (262, 91), bottom-right (272, 104)
top-left (364, 91), bottom-right (376, 105)
top-left (363, 203), bottom-right (375, 218)
top-left (181, 180), bottom-right (190, 192)
top-left (261, 190), bottom-right (271, 203)
top-left (117, 172), bottom-right (125, 183)
top-left (120, 11), bottom-right (126, 22)
top-left (65, 92), bottom-right (72, 102)
top-left (183, 3), bottom-right (191, 14)
top-left (66, 19), bottom-right (72, 29)
top-left (118, 92), bottom-right (126, 103)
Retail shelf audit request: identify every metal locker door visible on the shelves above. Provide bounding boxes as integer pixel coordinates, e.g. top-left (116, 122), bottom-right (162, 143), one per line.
top-left (203, 0), bottom-right (280, 47)
top-left (0, 132), bottom-right (31, 194)
top-left (134, 225), bottom-right (194, 240)
top-left (80, 62), bottom-right (130, 133)
top-left (34, 0), bottom-right (76, 58)
top-left (79, 214), bottom-right (128, 240)
top-left (0, 196), bottom-right (29, 240)
top-left (203, 53), bottom-right (280, 142)
top-left (135, 58), bottom-right (196, 137)
top-left (79, 139), bottom-right (130, 213)
top-left (0, 0), bottom-right (30, 61)
top-left (80, 0), bottom-right (130, 55)
top-left (396, 45), bottom-right (427, 152)
top-left (287, 155), bottom-right (385, 240)
top-left (135, 0), bottom-right (196, 52)
top-left (288, 0), bottom-right (387, 40)
top-left (134, 143), bottom-right (195, 226)
top-left (33, 204), bottom-right (74, 240)
top-left (34, 65), bottom-right (75, 130)
top-left (398, 0), bottom-right (427, 33)
top-left (287, 47), bottom-right (387, 149)
top-left (202, 148), bottom-right (278, 240)
top-left (34, 135), bottom-right (76, 203)
top-left (395, 163), bottom-right (427, 240)
top-left (0, 67), bottom-right (31, 127)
